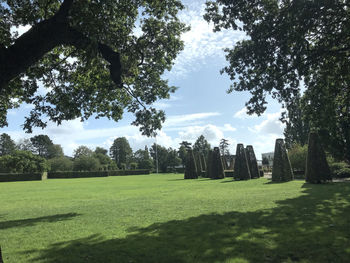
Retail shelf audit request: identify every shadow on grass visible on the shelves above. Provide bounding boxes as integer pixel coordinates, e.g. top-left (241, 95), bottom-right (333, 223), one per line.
top-left (28, 183), bottom-right (350, 263)
top-left (0, 213), bottom-right (80, 230)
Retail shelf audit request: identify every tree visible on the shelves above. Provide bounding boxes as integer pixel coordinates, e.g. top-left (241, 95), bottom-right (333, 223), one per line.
top-left (134, 146), bottom-right (153, 170)
top-left (219, 138), bottom-right (230, 169)
top-left (288, 144), bottom-right (308, 172)
top-left (30, 134), bottom-right (54, 158)
top-left (110, 137), bottom-right (132, 168)
top-left (0, 150), bottom-right (48, 173)
top-left (1, 0), bottom-right (188, 135)
top-left (193, 135), bottom-right (211, 158)
top-left (48, 156), bottom-right (73, 172)
top-left (17, 138), bottom-right (35, 152)
top-left (73, 145), bottom-right (93, 159)
top-left (47, 144), bottom-right (64, 158)
top-left (94, 147), bottom-right (108, 156)
top-left (73, 156), bottom-right (100, 171)
top-left (166, 148), bottom-right (181, 172)
top-left (205, 1), bottom-right (350, 160)
top-left (262, 157), bottom-right (269, 167)
top-left (0, 133), bottom-right (16, 156)
top-left (150, 143), bottom-right (169, 173)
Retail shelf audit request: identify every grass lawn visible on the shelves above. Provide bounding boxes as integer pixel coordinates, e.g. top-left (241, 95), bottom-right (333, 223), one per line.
top-left (0, 174), bottom-right (350, 263)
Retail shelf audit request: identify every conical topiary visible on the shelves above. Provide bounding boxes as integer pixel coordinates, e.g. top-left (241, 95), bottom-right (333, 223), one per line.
top-left (272, 139), bottom-right (294, 182)
top-left (201, 153), bottom-right (207, 172)
top-left (246, 145), bottom-right (259, 179)
top-left (193, 151), bottom-right (202, 177)
top-left (233, 144), bottom-right (251, 180)
top-left (184, 149), bottom-right (198, 179)
top-left (212, 147), bottom-right (225, 179)
top-left (305, 131), bottom-right (332, 183)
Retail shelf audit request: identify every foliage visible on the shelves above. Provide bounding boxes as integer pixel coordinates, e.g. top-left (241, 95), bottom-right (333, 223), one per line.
top-left (73, 145), bottom-right (93, 159)
top-left (48, 156), bottom-right (73, 172)
top-left (150, 143), bottom-right (169, 172)
top-left (16, 138), bottom-right (35, 152)
top-left (305, 132), bottom-right (332, 183)
top-left (288, 144), bottom-right (308, 172)
top-left (178, 141), bottom-right (192, 167)
top-left (246, 145), bottom-right (259, 179)
top-left (0, 150), bottom-right (48, 173)
top-left (211, 147), bottom-right (224, 179)
top-left (73, 156), bottom-right (100, 171)
top-left (94, 147), bottom-right (108, 156)
top-left (0, 133), bottom-right (16, 156)
top-left (272, 139), bottom-right (293, 182)
top-left (109, 137), bottom-right (132, 168)
top-left (262, 157), bottom-right (269, 166)
top-left (193, 135), bottom-right (211, 158)
top-left (166, 148), bottom-right (181, 172)
top-left (219, 138), bottom-right (229, 156)
top-left (134, 146), bottom-right (154, 170)
top-left (30, 134), bottom-right (56, 158)
top-left (329, 162), bottom-right (350, 178)
top-left (0, 172), bottom-right (43, 182)
top-left (1, 0), bottom-right (188, 136)
top-left (204, 1), bottom-right (350, 115)
top-left (130, 162), bottom-right (138, 169)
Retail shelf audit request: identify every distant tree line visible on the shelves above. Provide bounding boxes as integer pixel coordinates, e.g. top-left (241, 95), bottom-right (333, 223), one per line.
top-left (0, 133), bottom-right (229, 174)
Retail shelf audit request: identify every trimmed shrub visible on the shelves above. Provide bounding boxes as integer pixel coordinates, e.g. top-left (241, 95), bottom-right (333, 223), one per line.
top-left (305, 132), bottom-right (332, 183)
top-left (233, 144), bottom-right (251, 180)
top-left (73, 156), bottom-right (100, 171)
top-left (206, 150), bottom-right (214, 178)
top-left (0, 172), bottom-right (43, 182)
top-left (193, 151), bottom-right (202, 177)
top-left (108, 169), bottom-right (150, 176)
top-left (48, 171), bottom-right (108, 179)
top-left (184, 149), bottom-right (198, 179)
top-left (246, 145), bottom-right (259, 179)
top-left (272, 139), bottom-right (294, 182)
top-left (211, 147), bottom-right (225, 179)
top-left (259, 170), bottom-right (264, 178)
top-left (293, 170), bottom-right (305, 179)
top-left (224, 170), bottom-right (234, 177)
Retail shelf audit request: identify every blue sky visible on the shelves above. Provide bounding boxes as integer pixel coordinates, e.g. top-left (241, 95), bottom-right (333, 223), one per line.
top-left (1, 0), bottom-right (285, 158)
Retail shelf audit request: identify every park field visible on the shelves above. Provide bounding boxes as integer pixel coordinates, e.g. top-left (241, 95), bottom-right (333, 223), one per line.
top-left (0, 174), bottom-right (350, 263)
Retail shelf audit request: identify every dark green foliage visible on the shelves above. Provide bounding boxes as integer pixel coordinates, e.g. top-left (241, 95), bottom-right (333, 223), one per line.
top-left (0, 172), bottom-right (43, 182)
top-left (329, 162), bottom-right (350, 178)
top-left (193, 135), bottom-right (211, 158)
top-left (30, 135), bottom-right (54, 158)
top-left (262, 157), bottom-right (269, 166)
top-left (130, 162), bottom-right (138, 170)
top-left (224, 170), bottom-right (234, 177)
top-left (74, 146), bottom-right (93, 159)
top-left (47, 169), bottom-right (150, 179)
top-left (0, 133), bottom-right (16, 156)
top-left (233, 144), bottom-right (251, 180)
top-left (200, 154), bottom-right (207, 172)
top-left (305, 132), bottom-right (332, 183)
top-left (272, 139), bottom-right (294, 182)
top-left (246, 146), bottom-right (259, 179)
top-left (48, 157), bottom-right (74, 172)
top-left (110, 137), bottom-right (132, 169)
top-left (134, 147), bottom-right (154, 170)
top-left (184, 149), bottom-right (197, 179)
top-left (0, 150), bottom-right (48, 173)
top-left (287, 144), bottom-right (308, 172)
top-left (73, 156), bottom-right (100, 171)
top-left (193, 151), bottom-right (202, 177)
top-left (211, 147), bottom-right (225, 179)
top-left (108, 170), bottom-right (150, 176)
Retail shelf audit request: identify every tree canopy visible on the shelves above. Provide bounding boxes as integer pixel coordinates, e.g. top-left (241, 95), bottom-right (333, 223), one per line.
top-left (0, 133), bottom-right (16, 156)
top-left (1, 0), bottom-right (188, 135)
top-left (204, 1), bottom-right (350, 115)
top-left (109, 137), bottom-right (132, 168)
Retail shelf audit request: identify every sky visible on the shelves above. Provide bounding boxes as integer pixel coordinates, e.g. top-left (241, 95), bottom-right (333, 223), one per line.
top-left (1, 0), bottom-right (285, 159)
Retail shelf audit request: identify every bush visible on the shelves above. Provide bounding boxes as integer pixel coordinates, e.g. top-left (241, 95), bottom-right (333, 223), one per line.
top-left (0, 172), bottom-right (43, 182)
top-left (329, 162), bottom-right (350, 178)
top-left (224, 170), bottom-right (234, 177)
top-left (48, 157), bottom-right (73, 172)
top-left (130, 162), bottom-right (138, 169)
top-left (288, 144), bottom-right (308, 171)
top-left (73, 156), bottom-right (100, 171)
top-left (0, 150), bottom-right (48, 173)
top-left (48, 171), bottom-right (108, 179)
top-left (108, 169), bottom-right (150, 176)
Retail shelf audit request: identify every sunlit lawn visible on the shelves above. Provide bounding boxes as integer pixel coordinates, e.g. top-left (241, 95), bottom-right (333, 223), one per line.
top-left (1, 174), bottom-right (350, 262)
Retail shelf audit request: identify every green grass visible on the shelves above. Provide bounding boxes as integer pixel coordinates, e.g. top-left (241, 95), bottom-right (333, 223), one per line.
top-left (1, 174), bottom-right (350, 263)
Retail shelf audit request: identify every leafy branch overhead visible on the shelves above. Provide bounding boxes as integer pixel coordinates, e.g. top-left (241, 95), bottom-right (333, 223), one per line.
top-left (204, 0), bottom-right (350, 115)
top-left (0, 0), bottom-right (189, 135)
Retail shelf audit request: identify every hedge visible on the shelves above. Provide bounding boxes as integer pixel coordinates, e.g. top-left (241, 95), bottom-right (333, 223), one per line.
top-left (48, 169), bottom-right (150, 179)
top-left (0, 172), bottom-right (43, 182)
top-left (224, 170), bottom-right (234, 177)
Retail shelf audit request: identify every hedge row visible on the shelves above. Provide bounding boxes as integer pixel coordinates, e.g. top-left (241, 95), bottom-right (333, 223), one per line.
top-left (0, 170), bottom-right (151, 182)
top-left (0, 172), bottom-right (43, 182)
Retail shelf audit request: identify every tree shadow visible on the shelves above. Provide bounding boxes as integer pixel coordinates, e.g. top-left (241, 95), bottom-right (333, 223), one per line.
top-left (26, 183), bottom-right (350, 263)
top-left (0, 213), bottom-right (80, 230)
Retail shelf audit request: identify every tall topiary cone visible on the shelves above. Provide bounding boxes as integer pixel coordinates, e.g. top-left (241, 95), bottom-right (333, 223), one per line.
top-left (184, 149), bottom-right (198, 179)
top-left (206, 149), bottom-right (213, 178)
top-left (0, 246), bottom-right (3, 263)
top-left (201, 153), bottom-right (207, 171)
top-left (193, 151), bottom-right (202, 177)
top-left (272, 139), bottom-right (294, 182)
top-left (246, 145), bottom-right (259, 179)
top-left (233, 144), bottom-right (251, 180)
top-left (211, 147), bottom-right (225, 179)
top-left (306, 131), bottom-right (332, 183)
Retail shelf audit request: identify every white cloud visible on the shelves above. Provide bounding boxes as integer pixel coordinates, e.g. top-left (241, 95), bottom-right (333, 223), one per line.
top-left (11, 25), bottom-right (31, 38)
top-left (222, 124), bottom-right (237, 132)
top-left (233, 107), bottom-right (261, 119)
top-left (168, 2), bottom-right (246, 78)
top-left (164, 112), bottom-right (220, 127)
top-left (253, 111), bottom-right (285, 135)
